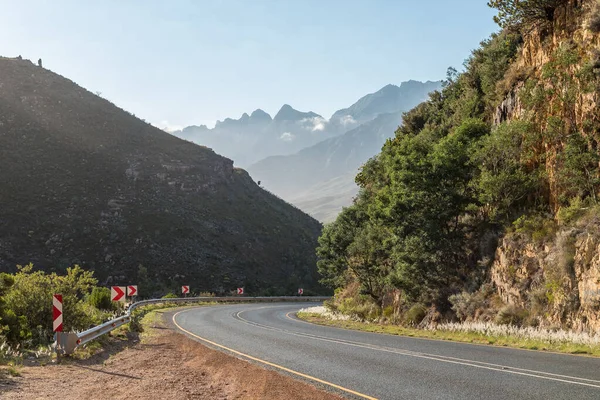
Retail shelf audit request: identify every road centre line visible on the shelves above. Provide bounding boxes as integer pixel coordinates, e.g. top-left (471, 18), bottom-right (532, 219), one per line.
top-left (229, 306), bottom-right (600, 389)
top-left (285, 311), bottom-right (600, 384)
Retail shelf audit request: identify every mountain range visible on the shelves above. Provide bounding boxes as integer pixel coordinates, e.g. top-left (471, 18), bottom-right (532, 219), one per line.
top-left (175, 105), bottom-right (338, 167)
top-left (0, 56), bottom-right (324, 295)
top-left (174, 80), bottom-right (441, 221)
top-left (173, 80), bottom-right (441, 171)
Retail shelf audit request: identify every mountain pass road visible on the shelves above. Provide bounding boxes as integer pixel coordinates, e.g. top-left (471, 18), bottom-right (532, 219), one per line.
top-left (171, 303), bottom-right (600, 400)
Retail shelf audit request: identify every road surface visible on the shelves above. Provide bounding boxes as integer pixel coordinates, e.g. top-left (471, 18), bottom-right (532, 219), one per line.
top-left (171, 303), bottom-right (600, 400)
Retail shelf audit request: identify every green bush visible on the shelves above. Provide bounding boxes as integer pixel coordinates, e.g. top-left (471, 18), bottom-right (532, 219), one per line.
top-left (495, 304), bottom-right (529, 326)
top-left (512, 214), bottom-right (557, 243)
top-left (87, 287), bottom-right (114, 311)
top-left (403, 303), bottom-right (428, 326)
top-left (3, 264), bottom-right (108, 347)
top-left (557, 197), bottom-right (590, 225)
top-left (161, 293), bottom-right (179, 299)
top-left (337, 296), bottom-right (381, 321)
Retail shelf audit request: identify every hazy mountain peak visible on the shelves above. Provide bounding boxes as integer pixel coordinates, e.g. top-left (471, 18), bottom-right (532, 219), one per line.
top-left (330, 80), bottom-right (442, 124)
top-left (182, 124), bottom-right (209, 133)
top-left (274, 104), bottom-right (321, 122)
top-left (250, 109), bottom-right (272, 121)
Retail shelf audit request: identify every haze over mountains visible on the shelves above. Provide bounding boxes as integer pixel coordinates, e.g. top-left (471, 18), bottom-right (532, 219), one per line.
top-left (174, 80), bottom-right (441, 221)
top-left (174, 105), bottom-right (338, 167)
top-left (0, 57), bottom-right (324, 295)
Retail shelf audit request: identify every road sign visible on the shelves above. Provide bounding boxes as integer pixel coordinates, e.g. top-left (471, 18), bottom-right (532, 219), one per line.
top-left (127, 285), bottom-right (138, 297)
top-left (182, 285), bottom-right (190, 294)
top-left (298, 288), bottom-right (303, 295)
top-left (53, 294), bottom-right (63, 332)
top-left (111, 286), bottom-right (126, 302)
top-left (237, 287), bottom-right (244, 295)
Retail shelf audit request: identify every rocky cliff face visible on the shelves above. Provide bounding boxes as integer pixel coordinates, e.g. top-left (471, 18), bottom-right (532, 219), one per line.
top-left (492, 213), bottom-right (600, 331)
top-left (489, 0), bottom-right (600, 331)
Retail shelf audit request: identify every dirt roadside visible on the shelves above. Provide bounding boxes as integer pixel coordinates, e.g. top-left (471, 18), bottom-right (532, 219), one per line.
top-left (0, 309), bottom-right (344, 400)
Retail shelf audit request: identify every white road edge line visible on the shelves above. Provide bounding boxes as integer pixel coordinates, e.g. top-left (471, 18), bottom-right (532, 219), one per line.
top-left (231, 306), bottom-right (600, 389)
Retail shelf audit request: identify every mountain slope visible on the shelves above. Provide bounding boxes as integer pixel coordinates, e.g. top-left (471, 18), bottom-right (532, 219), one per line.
top-left (289, 173), bottom-right (360, 223)
top-left (0, 57), bottom-right (324, 295)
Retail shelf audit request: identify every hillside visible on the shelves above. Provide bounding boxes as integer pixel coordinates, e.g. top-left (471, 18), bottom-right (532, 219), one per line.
top-left (0, 57), bottom-right (324, 296)
top-left (317, 0), bottom-right (600, 331)
top-left (288, 173), bottom-right (359, 223)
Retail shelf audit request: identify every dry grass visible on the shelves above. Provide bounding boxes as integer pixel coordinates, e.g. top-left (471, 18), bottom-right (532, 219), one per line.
top-left (297, 312), bottom-right (600, 356)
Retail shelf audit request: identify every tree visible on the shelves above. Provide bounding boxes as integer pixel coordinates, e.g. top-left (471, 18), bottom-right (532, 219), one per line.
top-left (316, 206), bottom-right (365, 288)
top-left (557, 132), bottom-right (600, 204)
top-left (345, 223), bottom-right (395, 305)
top-left (488, 0), bottom-right (568, 31)
top-left (472, 121), bottom-right (540, 221)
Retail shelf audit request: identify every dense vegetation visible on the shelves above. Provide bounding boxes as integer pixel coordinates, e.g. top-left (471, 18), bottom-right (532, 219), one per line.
top-left (317, 0), bottom-right (600, 325)
top-left (0, 265), bottom-right (118, 349)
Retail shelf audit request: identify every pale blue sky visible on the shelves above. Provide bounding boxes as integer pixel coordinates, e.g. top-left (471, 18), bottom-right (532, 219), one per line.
top-left (1, 0), bottom-right (498, 130)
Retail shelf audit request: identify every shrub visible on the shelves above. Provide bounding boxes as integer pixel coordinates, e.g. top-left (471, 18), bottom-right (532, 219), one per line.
top-left (87, 287), bottom-right (114, 311)
top-left (3, 264), bottom-right (104, 346)
top-left (449, 284), bottom-right (498, 321)
top-left (161, 293), bottom-right (179, 299)
top-left (557, 196), bottom-right (590, 225)
top-left (512, 214), bottom-right (557, 243)
top-left (495, 304), bottom-right (529, 326)
top-left (404, 303), bottom-right (428, 326)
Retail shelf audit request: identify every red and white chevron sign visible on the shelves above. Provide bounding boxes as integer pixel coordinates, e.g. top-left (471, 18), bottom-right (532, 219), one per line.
top-left (53, 294), bottom-right (63, 332)
top-left (237, 287), bottom-right (244, 295)
top-left (111, 286), bottom-right (126, 302)
top-left (182, 285), bottom-right (189, 294)
top-left (127, 285), bottom-right (137, 297)
top-left (298, 288), bottom-right (303, 295)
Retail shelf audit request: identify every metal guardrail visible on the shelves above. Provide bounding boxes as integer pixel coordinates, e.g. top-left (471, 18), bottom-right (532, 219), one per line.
top-left (56, 296), bottom-right (329, 355)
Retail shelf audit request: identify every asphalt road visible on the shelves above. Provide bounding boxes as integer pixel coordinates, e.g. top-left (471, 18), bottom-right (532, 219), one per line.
top-left (171, 303), bottom-right (600, 400)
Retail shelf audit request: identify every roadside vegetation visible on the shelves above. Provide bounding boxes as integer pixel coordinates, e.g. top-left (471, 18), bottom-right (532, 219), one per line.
top-left (298, 308), bottom-right (600, 357)
top-left (0, 262), bottom-right (223, 377)
top-left (316, 0), bottom-right (600, 337)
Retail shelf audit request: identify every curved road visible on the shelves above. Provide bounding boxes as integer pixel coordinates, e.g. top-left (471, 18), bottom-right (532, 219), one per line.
top-left (171, 303), bottom-right (600, 400)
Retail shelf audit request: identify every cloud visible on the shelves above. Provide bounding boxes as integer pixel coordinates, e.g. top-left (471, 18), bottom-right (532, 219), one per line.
top-left (153, 120), bottom-right (184, 133)
top-left (340, 115), bottom-right (357, 126)
top-left (300, 116), bottom-right (328, 132)
top-left (280, 132), bottom-right (295, 142)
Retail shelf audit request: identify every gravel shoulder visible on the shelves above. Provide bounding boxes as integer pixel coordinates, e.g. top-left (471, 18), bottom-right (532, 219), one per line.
top-left (0, 307), bottom-right (343, 400)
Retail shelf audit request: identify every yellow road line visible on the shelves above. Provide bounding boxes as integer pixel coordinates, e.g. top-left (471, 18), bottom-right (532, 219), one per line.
top-left (172, 309), bottom-right (378, 400)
